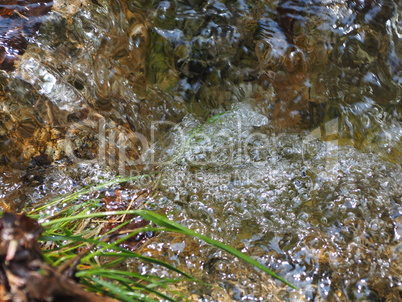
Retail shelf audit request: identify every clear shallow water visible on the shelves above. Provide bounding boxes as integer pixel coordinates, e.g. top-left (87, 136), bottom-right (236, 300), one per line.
top-left (0, 0), bottom-right (401, 300)
top-left (144, 103), bottom-right (402, 300)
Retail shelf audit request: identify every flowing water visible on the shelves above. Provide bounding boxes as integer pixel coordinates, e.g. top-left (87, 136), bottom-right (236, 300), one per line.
top-left (0, 0), bottom-right (401, 300)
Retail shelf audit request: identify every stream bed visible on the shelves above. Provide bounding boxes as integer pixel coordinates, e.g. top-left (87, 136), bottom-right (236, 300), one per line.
top-left (0, 0), bottom-right (401, 301)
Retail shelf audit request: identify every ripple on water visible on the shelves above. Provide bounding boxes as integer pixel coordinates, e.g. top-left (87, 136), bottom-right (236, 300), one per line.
top-left (150, 103), bottom-right (402, 300)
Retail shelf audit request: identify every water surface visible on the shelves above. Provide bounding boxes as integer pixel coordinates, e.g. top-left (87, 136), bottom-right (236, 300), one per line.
top-left (0, 0), bottom-right (401, 300)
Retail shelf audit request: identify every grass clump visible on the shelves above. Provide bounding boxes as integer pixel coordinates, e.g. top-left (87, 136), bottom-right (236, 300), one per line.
top-left (25, 174), bottom-right (297, 301)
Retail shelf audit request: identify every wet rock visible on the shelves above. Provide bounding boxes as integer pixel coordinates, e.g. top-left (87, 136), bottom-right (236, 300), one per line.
top-left (0, 0), bottom-right (53, 70)
top-left (0, 212), bottom-right (119, 302)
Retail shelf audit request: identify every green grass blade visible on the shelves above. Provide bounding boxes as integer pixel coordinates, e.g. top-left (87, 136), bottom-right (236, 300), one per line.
top-left (30, 173), bottom-right (157, 214)
top-left (92, 252), bottom-right (195, 280)
top-left (40, 210), bottom-right (297, 289)
top-left (86, 277), bottom-right (160, 302)
top-left (41, 231), bottom-right (195, 281)
top-left (135, 210), bottom-right (299, 290)
top-left (79, 272), bottom-right (178, 302)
